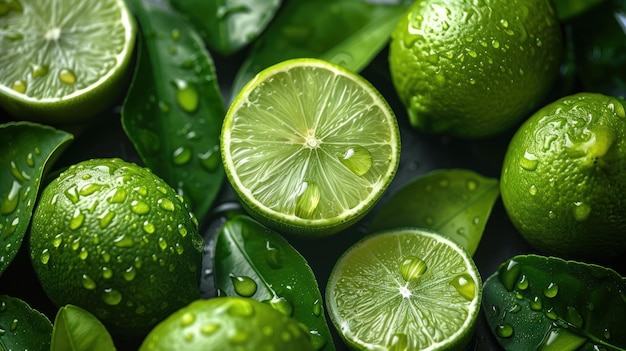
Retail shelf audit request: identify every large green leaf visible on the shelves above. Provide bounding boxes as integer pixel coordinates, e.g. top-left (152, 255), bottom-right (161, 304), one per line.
top-left (483, 254), bottom-right (626, 351)
top-left (230, 0), bottom-right (408, 98)
top-left (369, 169), bottom-right (500, 255)
top-left (50, 305), bottom-right (115, 351)
top-left (0, 295), bottom-right (53, 350)
top-left (213, 215), bottom-right (335, 351)
top-left (122, 0), bottom-right (226, 221)
top-left (0, 122), bottom-right (73, 275)
top-left (168, 0), bottom-right (282, 55)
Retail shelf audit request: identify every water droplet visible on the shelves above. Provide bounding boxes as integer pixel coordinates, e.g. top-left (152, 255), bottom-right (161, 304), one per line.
top-left (158, 237), bottom-right (168, 250)
top-left (79, 247), bottom-right (88, 260)
top-left (1, 180), bottom-right (21, 215)
top-left (529, 185), bottom-right (538, 195)
top-left (108, 187), bottom-right (127, 203)
top-left (228, 329), bottom-right (250, 344)
top-left (70, 209), bottom-right (85, 230)
top-left (338, 145), bottom-right (372, 176)
top-left (123, 266), bottom-right (136, 281)
top-left (520, 150), bottom-right (538, 170)
top-left (495, 324), bottom-right (514, 338)
top-left (59, 68), bottom-right (76, 85)
top-left (295, 181), bottom-right (320, 218)
top-left (466, 180), bottom-right (478, 192)
top-left (201, 323), bottom-right (220, 335)
top-left (198, 145), bottom-right (220, 172)
top-left (98, 210), bottom-right (115, 229)
top-left (172, 146), bottom-right (192, 165)
top-left (9, 319), bottom-right (18, 332)
top-left (608, 99), bottom-right (626, 118)
top-left (143, 221), bottom-right (155, 234)
top-left (173, 79), bottom-right (199, 113)
top-left (450, 273), bottom-right (476, 300)
top-left (64, 185), bottom-right (80, 204)
top-left (543, 282), bottom-right (558, 298)
top-left (31, 64), bottom-right (48, 78)
top-left (11, 80), bottom-right (26, 93)
top-left (565, 306), bottom-right (584, 328)
top-left (78, 183), bottom-right (101, 196)
top-left (387, 333), bottom-right (408, 351)
top-left (40, 249), bottom-right (50, 264)
top-left (114, 235), bottom-right (134, 248)
top-left (265, 241), bottom-right (282, 268)
top-left (312, 299), bottom-right (322, 317)
top-left (177, 224), bottom-right (188, 237)
top-left (102, 266), bottom-right (113, 279)
top-left (530, 296), bottom-right (542, 311)
top-left (537, 327), bottom-right (587, 351)
top-left (102, 288), bottom-right (122, 305)
top-left (131, 200), bottom-right (150, 214)
top-left (508, 303), bottom-right (522, 313)
top-left (517, 274), bottom-right (528, 290)
top-left (52, 234), bottom-right (63, 248)
top-left (171, 28), bottom-right (181, 40)
top-left (399, 256), bottom-right (427, 283)
top-left (572, 202), bottom-right (591, 221)
top-left (158, 198), bottom-right (175, 211)
top-left (266, 296), bottom-right (293, 316)
top-left (81, 274), bottom-right (96, 290)
top-left (230, 274), bottom-right (257, 297)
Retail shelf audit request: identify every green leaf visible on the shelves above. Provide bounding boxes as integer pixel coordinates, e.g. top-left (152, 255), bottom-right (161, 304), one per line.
top-left (0, 122), bottom-right (73, 275)
top-left (213, 214), bottom-right (335, 351)
top-left (0, 295), bottom-right (53, 350)
top-left (483, 254), bottom-right (626, 351)
top-left (230, 0), bottom-right (408, 98)
top-left (552, 0), bottom-right (606, 21)
top-left (167, 0), bottom-right (282, 55)
top-left (369, 169), bottom-right (499, 255)
top-left (122, 0), bottom-right (226, 220)
top-left (51, 305), bottom-right (116, 351)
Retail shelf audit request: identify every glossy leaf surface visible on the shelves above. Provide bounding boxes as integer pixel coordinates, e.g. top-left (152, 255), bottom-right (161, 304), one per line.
top-left (483, 254), bottom-right (626, 351)
top-left (0, 122), bottom-right (73, 275)
top-left (213, 215), bottom-right (335, 351)
top-left (230, 0), bottom-right (408, 98)
top-left (369, 169), bottom-right (499, 255)
top-left (0, 295), bottom-right (53, 350)
top-left (123, 0), bottom-right (225, 220)
top-left (51, 305), bottom-right (115, 351)
top-left (168, 0), bottom-right (282, 55)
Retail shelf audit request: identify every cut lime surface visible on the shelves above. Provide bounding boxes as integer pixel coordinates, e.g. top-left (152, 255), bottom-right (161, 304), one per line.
top-left (0, 0), bottom-right (136, 123)
top-left (326, 228), bottom-right (482, 351)
top-left (221, 58), bottom-right (401, 236)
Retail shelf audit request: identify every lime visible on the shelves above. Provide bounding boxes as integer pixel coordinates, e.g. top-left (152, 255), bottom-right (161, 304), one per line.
top-left (139, 297), bottom-right (314, 351)
top-left (388, 0), bottom-right (563, 138)
top-left (326, 228), bottom-right (482, 351)
top-left (0, 0), bottom-right (136, 124)
top-left (220, 58), bottom-right (401, 237)
top-left (29, 158), bottom-right (203, 335)
top-left (501, 92), bottom-right (626, 260)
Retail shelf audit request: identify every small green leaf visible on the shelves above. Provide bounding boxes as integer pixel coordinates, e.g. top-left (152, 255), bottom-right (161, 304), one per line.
top-left (51, 305), bottom-right (116, 351)
top-left (0, 295), bottom-right (53, 350)
top-left (483, 254), bottom-right (626, 351)
top-left (122, 0), bottom-right (226, 220)
top-left (213, 215), bottom-right (336, 351)
top-left (0, 122), bottom-right (73, 275)
top-left (231, 0), bottom-right (408, 98)
top-left (168, 0), bottom-right (283, 55)
top-left (369, 169), bottom-right (499, 255)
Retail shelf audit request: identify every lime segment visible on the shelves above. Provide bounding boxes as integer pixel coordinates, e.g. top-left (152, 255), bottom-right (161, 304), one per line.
top-left (221, 58), bottom-right (400, 236)
top-left (326, 228), bottom-right (482, 350)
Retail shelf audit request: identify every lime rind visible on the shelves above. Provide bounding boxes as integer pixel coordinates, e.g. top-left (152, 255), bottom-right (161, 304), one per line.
top-left (221, 58), bottom-right (400, 236)
top-left (326, 228), bottom-right (482, 350)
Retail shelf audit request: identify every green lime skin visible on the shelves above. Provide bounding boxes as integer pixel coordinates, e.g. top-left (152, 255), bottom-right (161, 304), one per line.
top-left (139, 297), bottom-right (315, 351)
top-left (501, 93), bottom-right (626, 261)
top-left (29, 158), bottom-right (203, 336)
top-left (389, 0), bottom-right (563, 138)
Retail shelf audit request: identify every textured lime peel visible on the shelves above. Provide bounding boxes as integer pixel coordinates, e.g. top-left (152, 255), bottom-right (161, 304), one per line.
top-left (221, 58), bottom-right (400, 236)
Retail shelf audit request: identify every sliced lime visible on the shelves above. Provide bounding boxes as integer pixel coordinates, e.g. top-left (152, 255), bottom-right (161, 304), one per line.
top-left (0, 0), bottom-right (136, 123)
top-left (326, 228), bottom-right (482, 350)
top-left (221, 58), bottom-right (401, 236)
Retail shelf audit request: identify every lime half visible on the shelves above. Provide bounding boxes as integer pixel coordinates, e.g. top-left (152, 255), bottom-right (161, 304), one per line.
top-left (221, 58), bottom-right (401, 236)
top-left (0, 0), bottom-right (136, 123)
top-left (326, 228), bottom-right (482, 350)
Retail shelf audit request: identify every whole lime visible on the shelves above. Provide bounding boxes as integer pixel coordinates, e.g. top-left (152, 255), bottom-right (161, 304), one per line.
top-left (389, 0), bottom-right (563, 138)
top-left (29, 158), bottom-right (203, 335)
top-left (501, 93), bottom-right (626, 260)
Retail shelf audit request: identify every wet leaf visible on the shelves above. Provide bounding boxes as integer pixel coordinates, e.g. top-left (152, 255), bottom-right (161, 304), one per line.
top-left (231, 0), bottom-right (408, 97)
top-left (0, 122), bottom-right (73, 275)
top-left (51, 305), bottom-right (115, 351)
top-left (369, 169), bottom-right (499, 255)
top-left (122, 0), bottom-right (226, 220)
top-left (213, 214), bottom-right (335, 351)
top-left (483, 254), bottom-right (626, 351)
top-left (168, 0), bottom-right (282, 55)
top-left (0, 295), bottom-right (53, 350)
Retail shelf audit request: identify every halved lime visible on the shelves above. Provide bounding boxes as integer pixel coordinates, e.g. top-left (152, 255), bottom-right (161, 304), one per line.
top-left (0, 0), bottom-right (136, 123)
top-left (221, 58), bottom-right (401, 237)
top-left (326, 228), bottom-right (482, 350)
